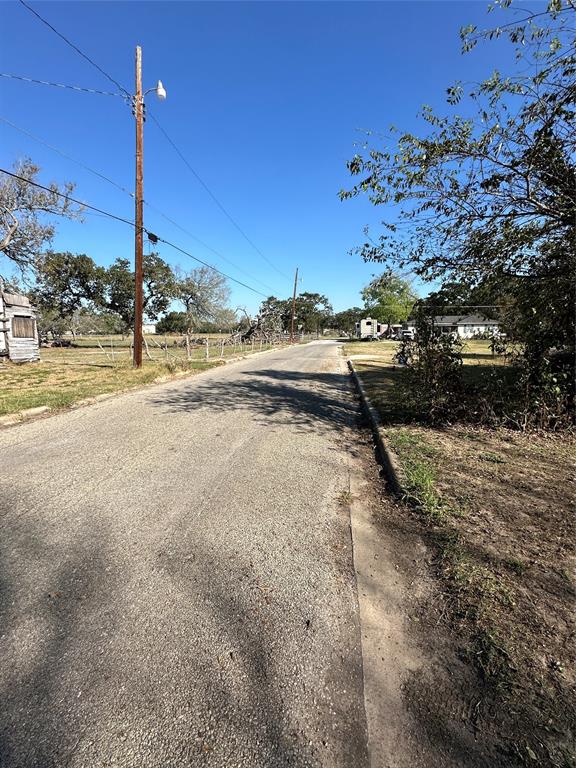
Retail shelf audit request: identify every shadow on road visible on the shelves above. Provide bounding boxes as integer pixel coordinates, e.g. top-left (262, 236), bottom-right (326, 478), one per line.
top-left (0, 512), bottom-right (116, 768)
top-left (0, 499), bottom-right (365, 766)
top-left (148, 368), bottom-right (358, 434)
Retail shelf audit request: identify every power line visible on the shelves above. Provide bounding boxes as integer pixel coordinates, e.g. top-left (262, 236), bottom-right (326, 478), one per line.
top-left (0, 168), bottom-right (135, 227)
top-left (0, 168), bottom-right (268, 298)
top-left (17, 0), bottom-right (288, 288)
top-left (0, 115), bottom-right (278, 293)
top-left (143, 201), bottom-right (278, 294)
top-left (414, 304), bottom-right (508, 309)
top-left (0, 116), bottom-right (134, 198)
top-left (153, 237), bottom-right (268, 298)
top-left (0, 72), bottom-right (125, 98)
top-left (18, 0), bottom-right (131, 98)
top-left (148, 112), bottom-right (292, 282)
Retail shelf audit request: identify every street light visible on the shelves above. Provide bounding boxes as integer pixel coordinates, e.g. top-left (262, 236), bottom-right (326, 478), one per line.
top-left (144, 80), bottom-right (167, 100)
top-left (133, 48), bottom-right (166, 368)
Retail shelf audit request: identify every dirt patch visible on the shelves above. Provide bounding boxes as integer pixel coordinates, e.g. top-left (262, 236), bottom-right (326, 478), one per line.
top-left (348, 417), bottom-right (508, 767)
top-left (348, 341), bottom-right (575, 766)
top-left (380, 422), bottom-right (575, 767)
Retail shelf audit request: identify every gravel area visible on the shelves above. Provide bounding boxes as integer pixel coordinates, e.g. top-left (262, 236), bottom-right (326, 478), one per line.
top-left (0, 341), bottom-right (368, 767)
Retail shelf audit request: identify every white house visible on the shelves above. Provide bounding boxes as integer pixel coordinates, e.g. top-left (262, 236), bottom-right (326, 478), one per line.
top-left (0, 288), bottom-right (40, 362)
top-left (406, 314), bottom-right (499, 339)
top-left (355, 317), bottom-right (386, 339)
top-left (142, 323), bottom-right (157, 335)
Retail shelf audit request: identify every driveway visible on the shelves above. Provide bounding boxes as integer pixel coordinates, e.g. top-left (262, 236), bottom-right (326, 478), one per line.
top-left (0, 341), bottom-right (368, 767)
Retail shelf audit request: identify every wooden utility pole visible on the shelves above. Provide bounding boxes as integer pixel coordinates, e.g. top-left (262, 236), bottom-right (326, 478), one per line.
top-left (133, 45), bottom-right (144, 368)
top-left (290, 267), bottom-right (298, 343)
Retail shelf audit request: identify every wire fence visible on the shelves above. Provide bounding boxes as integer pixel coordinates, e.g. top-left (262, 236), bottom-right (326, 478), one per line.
top-left (40, 332), bottom-right (311, 368)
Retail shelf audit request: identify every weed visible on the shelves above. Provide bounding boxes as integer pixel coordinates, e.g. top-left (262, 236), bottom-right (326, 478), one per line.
top-left (478, 451), bottom-right (507, 464)
top-left (385, 429), bottom-right (446, 522)
top-left (505, 558), bottom-right (528, 576)
top-left (469, 628), bottom-right (514, 687)
top-left (338, 490), bottom-right (352, 505)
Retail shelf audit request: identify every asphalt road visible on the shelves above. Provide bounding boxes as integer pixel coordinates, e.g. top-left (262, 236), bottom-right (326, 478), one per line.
top-left (0, 341), bottom-right (368, 768)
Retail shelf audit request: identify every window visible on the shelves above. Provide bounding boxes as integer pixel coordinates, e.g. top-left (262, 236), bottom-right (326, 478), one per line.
top-left (12, 316), bottom-right (35, 339)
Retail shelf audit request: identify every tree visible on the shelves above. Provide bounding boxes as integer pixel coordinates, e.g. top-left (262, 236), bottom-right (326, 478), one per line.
top-left (32, 252), bottom-right (105, 320)
top-left (69, 308), bottom-right (125, 336)
top-left (259, 296), bottom-right (291, 332)
top-left (175, 266), bottom-right (230, 332)
top-left (340, 0), bottom-right (575, 413)
top-left (333, 307), bottom-right (364, 334)
top-left (293, 292), bottom-right (333, 335)
top-left (361, 270), bottom-right (417, 328)
top-left (156, 311), bottom-right (189, 334)
top-left (102, 253), bottom-right (176, 332)
top-left (0, 159), bottom-right (83, 274)
top-left (36, 307), bottom-right (69, 342)
top-left (210, 307), bottom-right (238, 331)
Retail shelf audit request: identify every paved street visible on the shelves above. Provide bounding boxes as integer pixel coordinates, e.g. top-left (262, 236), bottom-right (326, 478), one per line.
top-left (0, 341), bottom-right (368, 767)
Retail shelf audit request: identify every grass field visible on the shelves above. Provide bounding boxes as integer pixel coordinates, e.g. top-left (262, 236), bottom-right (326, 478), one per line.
top-left (0, 334), bottom-right (288, 417)
top-left (345, 337), bottom-right (576, 766)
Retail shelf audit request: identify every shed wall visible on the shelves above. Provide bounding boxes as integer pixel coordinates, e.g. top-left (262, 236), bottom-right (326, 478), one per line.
top-left (0, 292), bottom-right (40, 362)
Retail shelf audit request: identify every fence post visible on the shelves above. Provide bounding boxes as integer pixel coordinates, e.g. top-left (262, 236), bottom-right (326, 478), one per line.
top-left (220, 339), bottom-right (224, 359)
top-left (205, 338), bottom-right (209, 360)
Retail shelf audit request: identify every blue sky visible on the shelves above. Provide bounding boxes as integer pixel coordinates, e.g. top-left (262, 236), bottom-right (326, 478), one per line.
top-left (0, 1), bottom-right (537, 314)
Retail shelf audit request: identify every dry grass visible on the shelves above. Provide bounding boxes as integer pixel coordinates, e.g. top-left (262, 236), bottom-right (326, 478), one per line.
top-left (347, 338), bottom-right (576, 766)
top-left (0, 334), bottom-right (286, 416)
top-left (0, 353), bottom-right (217, 415)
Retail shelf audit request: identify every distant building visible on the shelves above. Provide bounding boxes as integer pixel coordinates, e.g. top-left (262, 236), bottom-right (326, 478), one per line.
top-left (142, 323), bottom-right (157, 335)
top-left (0, 288), bottom-right (40, 363)
top-left (406, 315), bottom-right (499, 339)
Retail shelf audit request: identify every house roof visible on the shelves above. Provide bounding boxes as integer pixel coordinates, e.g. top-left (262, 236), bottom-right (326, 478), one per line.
top-left (408, 314), bottom-right (499, 325)
top-left (437, 314), bottom-right (498, 325)
top-left (2, 292), bottom-right (31, 308)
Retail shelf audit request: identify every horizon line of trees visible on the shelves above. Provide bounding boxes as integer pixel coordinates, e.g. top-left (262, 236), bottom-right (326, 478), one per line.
top-left (21, 249), bottom-right (234, 340)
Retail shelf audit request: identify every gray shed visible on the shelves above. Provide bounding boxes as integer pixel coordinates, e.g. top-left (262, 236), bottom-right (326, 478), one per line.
top-left (0, 288), bottom-right (40, 362)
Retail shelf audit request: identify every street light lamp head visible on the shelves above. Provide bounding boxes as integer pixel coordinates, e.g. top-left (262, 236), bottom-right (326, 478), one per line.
top-left (156, 80), bottom-right (167, 100)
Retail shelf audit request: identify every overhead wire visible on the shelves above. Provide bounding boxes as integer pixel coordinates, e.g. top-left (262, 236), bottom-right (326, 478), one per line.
top-left (153, 236), bottom-right (268, 298)
top-left (18, 0), bottom-right (131, 98)
top-left (0, 168), bottom-right (135, 227)
top-left (142, 200), bottom-right (278, 294)
top-left (148, 112), bottom-right (292, 282)
top-left (0, 116), bottom-right (135, 199)
top-left (14, 2), bottom-right (287, 291)
top-left (0, 72), bottom-right (125, 98)
top-left (0, 115), bottom-right (278, 293)
top-left (0, 168), bottom-right (269, 298)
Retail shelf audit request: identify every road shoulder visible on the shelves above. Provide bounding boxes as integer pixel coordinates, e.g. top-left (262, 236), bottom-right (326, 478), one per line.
top-left (346, 443), bottom-right (426, 767)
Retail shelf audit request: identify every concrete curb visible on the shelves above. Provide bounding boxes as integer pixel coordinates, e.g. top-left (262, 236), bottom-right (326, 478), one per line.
top-left (347, 359), bottom-right (406, 497)
top-left (0, 406), bottom-right (50, 427)
top-left (0, 342), bottom-right (305, 430)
